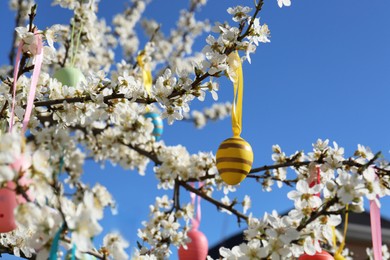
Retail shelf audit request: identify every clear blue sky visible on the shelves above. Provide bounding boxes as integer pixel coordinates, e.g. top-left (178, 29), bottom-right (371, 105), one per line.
top-left (1, 0), bottom-right (390, 259)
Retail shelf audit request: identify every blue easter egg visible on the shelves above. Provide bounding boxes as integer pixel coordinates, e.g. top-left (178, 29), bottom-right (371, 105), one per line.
top-left (144, 112), bottom-right (163, 141)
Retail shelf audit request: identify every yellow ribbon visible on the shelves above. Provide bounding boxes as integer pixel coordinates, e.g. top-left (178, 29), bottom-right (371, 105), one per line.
top-left (137, 52), bottom-right (152, 96)
top-left (228, 51), bottom-right (243, 137)
top-left (332, 205), bottom-right (349, 260)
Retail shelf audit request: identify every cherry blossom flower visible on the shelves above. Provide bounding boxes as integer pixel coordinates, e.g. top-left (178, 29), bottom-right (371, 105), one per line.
top-left (277, 0), bottom-right (292, 8)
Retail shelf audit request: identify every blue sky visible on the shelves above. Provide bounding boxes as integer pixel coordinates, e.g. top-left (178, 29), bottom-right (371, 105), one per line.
top-left (1, 0), bottom-right (390, 259)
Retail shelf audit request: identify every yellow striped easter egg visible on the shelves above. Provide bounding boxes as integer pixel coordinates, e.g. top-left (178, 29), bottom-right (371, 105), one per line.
top-left (216, 136), bottom-right (253, 185)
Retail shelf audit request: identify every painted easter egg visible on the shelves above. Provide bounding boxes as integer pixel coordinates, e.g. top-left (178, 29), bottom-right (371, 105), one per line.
top-left (54, 67), bottom-right (86, 87)
top-left (216, 136), bottom-right (253, 185)
top-left (178, 228), bottom-right (208, 260)
top-left (0, 155), bottom-right (33, 233)
top-left (299, 251), bottom-right (334, 260)
top-left (144, 112), bottom-right (163, 141)
top-left (0, 187), bottom-right (17, 233)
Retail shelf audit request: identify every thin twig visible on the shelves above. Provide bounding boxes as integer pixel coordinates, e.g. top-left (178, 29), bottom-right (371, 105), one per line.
top-left (179, 181), bottom-right (248, 222)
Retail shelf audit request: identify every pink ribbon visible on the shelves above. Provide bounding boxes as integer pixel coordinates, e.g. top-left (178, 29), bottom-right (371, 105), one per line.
top-left (190, 182), bottom-right (203, 229)
top-left (308, 165), bottom-right (321, 197)
top-left (370, 199), bottom-right (382, 260)
top-left (0, 29), bottom-right (43, 232)
top-left (9, 30), bottom-right (43, 133)
top-left (308, 165), bottom-right (320, 187)
top-left (9, 42), bottom-right (22, 132)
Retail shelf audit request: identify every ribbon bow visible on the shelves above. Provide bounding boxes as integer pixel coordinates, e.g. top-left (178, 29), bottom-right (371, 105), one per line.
top-left (228, 51), bottom-right (244, 137)
top-left (10, 29), bottom-right (43, 133)
top-left (190, 182), bottom-right (203, 229)
top-left (137, 52), bottom-right (153, 96)
top-left (332, 205), bottom-right (349, 260)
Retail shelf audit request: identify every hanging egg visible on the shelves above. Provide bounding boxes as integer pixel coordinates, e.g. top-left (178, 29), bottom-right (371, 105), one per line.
top-left (178, 228), bottom-right (208, 260)
top-left (144, 112), bottom-right (163, 141)
top-left (0, 154), bottom-right (33, 233)
top-left (216, 136), bottom-right (253, 185)
top-left (0, 187), bottom-right (17, 233)
top-left (53, 67), bottom-right (86, 87)
top-left (299, 251), bottom-right (334, 260)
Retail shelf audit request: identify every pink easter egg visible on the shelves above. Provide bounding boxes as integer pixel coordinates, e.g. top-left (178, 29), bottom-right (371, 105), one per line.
top-left (0, 188), bottom-right (17, 233)
top-left (178, 228), bottom-right (208, 260)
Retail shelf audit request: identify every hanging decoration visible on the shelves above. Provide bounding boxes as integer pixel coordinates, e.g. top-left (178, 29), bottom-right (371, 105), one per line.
top-left (0, 29), bottom-right (43, 233)
top-left (49, 225), bottom-right (77, 260)
top-left (216, 51), bottom-right (253, 185)
top-left (138, 51), bottom-right (164, 141)
top-left (49, 159), bottom-right (77, 260)
top-left (370, 198), bottom-right (383, 259)
top-left (137, 51), bottom-right (152, 96)
top-left (332, 205), bottom-right (349, 260)
top-left (144, 112), bottom-right (163, 141)
top-left (0, 188), bottom-right (18, 233)
top-left (49, 224), bottom-right (65, 260)
top-left (299, 165), bottom-right (334, 260)
top-left (54, 66), bottom-right (86, 87)
top-left (54, 21), bottom-right (85, 87)
top-left (299, 251), bottom-right (335, 260)
top-left (178, 183), bottom-right (208, 260)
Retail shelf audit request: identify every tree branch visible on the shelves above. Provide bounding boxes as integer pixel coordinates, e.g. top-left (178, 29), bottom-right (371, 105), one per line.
top-left (296, 196), bottom-right (339, 231)
top-left (238, 0), bottom-right (264, 41)
top-left (179, 180), bottom-right (248, 222)
top-left (33, 93), bottom-right (150, 107)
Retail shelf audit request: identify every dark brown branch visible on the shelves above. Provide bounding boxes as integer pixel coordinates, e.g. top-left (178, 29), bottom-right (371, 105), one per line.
top-left (33, 93), bottom-right (151, 107)
top-left (128, 143), bottom-right (161, 164)
top-left (237, 0), bottom-right (264, 41)
top-left (297, 196), bottom-right (339, 231)
top-left (246, 174), bottom-right (298, 187)
top-left (65, 123), bottom-right (161, 165)
top-left (179, 181), bottom-right (248, 222)
top-left (357, 151), bottom-right (382, 173)
top-left (250, 161), bottom-right (310, 174)
top-left (59, 41), bottom-right (71, 67)
top-left (32, 71), bottom-right (209, 107)
top-left (28, 5), bottom-right (37, 32)
top-left (173, 180), bottom-right (180, 210)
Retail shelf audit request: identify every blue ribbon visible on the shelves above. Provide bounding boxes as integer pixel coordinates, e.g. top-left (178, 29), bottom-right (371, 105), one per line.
top-left (71, 243), bottom-right (76, 260)
top-left (49, 224), bottom-right (64, 260)
top-left (49, 224), bottom-right (77, 260)
top-left (49, 157), bottom-right (77, 259)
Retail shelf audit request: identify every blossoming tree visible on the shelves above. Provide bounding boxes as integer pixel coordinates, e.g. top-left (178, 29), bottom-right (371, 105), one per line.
top-left (0, 0), bottom-right (389, 259)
